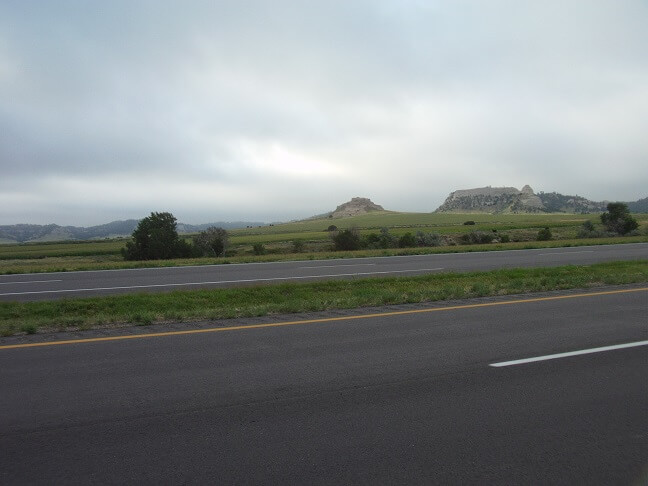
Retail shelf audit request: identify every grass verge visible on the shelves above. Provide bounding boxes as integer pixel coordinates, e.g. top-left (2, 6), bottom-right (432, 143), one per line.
top-left (1, 260), bottom-right (646, 337)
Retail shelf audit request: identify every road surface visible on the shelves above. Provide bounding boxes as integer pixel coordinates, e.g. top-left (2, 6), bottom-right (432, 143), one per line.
top-left (1, 242), bottom-right (646, 301)
top-left (1, 286), bottom-right (646, 484)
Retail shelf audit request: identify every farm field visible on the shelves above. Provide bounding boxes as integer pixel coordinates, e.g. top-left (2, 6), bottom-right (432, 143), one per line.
top-left (1, 212), bottom-right (646, 275)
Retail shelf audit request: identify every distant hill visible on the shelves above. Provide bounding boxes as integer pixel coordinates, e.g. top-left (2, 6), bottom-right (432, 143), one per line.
top-left (435, 185), bottom-right (610, 214)
top-left (627, 197), bottom-right (648, 213)
top-left (0, 220), bottom-right (265, 244)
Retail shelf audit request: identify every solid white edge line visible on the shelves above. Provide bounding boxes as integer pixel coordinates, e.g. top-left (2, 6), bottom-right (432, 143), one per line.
top-left (299, 263), bottom-right (377, 269)
top-left (536, 251), bottom-right (594, 256)
top-left (0, 279), bottom-right (63, 285)
top-left (0, 268), bottom-right (445, 296)
top-left (490, 340), bottom-right (648, 367)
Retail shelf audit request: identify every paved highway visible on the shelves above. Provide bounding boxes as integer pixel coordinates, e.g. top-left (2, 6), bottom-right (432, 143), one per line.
top-left (1, 286), bottom-right (646, 484)
top-left (1, 243), bottom-right (646, 301)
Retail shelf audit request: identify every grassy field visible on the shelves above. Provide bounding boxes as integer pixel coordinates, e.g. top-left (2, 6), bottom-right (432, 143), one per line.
top-left (1, 260), bottom-right (646, 337)
top-left (1, 212), bottom-right (646, 274)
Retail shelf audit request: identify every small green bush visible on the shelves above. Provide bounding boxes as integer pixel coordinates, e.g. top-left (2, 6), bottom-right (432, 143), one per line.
top-left (253, 243), bottom-right (266, 255)
top-left (333, 229), bottom-right (361, 251)
top-left (398, 233), bottom-right (417, 248)
top-left (292, 240), bottom-right (305, 253)
top-left (461, 231), bottom-right (494, 245)
top-left (193, 227), bottom-right (229, 257)
top-left (537, 227), bottom-right (552, 241)
top-left (415, 231), bottom-right (442, 247)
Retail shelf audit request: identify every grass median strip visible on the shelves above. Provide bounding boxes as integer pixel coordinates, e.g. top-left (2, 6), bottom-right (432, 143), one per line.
top-left (1, 260), bottom-right (647, 337)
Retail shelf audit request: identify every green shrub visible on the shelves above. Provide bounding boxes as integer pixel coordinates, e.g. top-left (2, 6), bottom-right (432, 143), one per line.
top-left (537, 227), bottom-right (552, 241)
top-left (461, 231), bottom-right (494, 245)
top-left (253, 243), bottom-right (266, 255)
top-left (292, 240), bottom-right (305, 253)
top-left (415, 231), bottom-right (442, 247)
top-left (333, 229), bottom-right (362, 251)
top-left (577, 220), bottom-right (604, 238)
top-left (193, 227), bottom-right (229, 257)
top-left (398, 232), bottom-right (417, 248)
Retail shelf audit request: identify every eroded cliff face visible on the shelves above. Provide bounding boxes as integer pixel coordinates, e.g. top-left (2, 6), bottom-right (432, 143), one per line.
top-left (330, 197), bottom-right (384, 218)
top-left (435, 186), bottom-right (606, 213)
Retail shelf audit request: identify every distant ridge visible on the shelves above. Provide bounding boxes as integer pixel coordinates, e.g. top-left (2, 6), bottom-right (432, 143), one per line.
top-left (0, 220), bottom-right (265, 244)
top-left (435, 185), bottom-right (608, 214)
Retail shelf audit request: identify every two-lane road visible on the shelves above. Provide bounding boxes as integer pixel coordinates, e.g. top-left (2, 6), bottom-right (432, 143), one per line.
top-left (1, 243), bottom-right (646, 301)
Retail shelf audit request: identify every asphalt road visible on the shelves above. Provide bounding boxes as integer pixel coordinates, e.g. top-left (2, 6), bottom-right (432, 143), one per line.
top-left (1, 287), bottom-right (646, 484)
top-left (1, 243), bottom-right (646, 301)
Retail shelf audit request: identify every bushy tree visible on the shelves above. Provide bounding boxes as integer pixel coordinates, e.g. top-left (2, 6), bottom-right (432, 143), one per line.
top-left (362, 228), bottom-right (397, 249)
top-left (122, 212), bottom-right (191, 260)
top-left (193, 227), bottom-right (229, 257)
top-left (537, 227), bottom-right (552, 241)
top-left (398, 232), bottom-right (417, 248)
top-left (601, 202), bottom-right (638, 235)
top-left (415, 231), bottom-right (442, 247)
top-left (333, 229), bottom-right (361, 251)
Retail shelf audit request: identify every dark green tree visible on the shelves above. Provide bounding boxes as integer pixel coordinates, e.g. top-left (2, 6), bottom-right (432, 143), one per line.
top-left (333, 229), bottom-right (361, 251)
top-left (536, 227), bottom-right (552, 241)
top-left (600, 202), bottom-right (639, 235)
top-left (122, 212), bottom-right (191, 260)
top-left (398, 232), bottom-right (417, 248)
top-left (193, 227), bottom-right (229, 257)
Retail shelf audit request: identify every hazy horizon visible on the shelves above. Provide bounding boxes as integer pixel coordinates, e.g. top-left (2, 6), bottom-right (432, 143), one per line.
top-left (1, 186), bottom-right (645, 228)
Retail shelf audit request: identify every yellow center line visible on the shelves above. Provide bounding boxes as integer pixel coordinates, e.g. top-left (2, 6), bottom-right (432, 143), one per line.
top-left (1, 287), bottom-right (646, 350)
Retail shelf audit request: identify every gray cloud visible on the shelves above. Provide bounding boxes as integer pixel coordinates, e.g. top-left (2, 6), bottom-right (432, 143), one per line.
top-left (1, 0), bottom-right (646, 225)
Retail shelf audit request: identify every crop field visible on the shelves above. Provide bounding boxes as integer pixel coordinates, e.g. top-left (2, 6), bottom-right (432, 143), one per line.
top-left (230, 211), bottom-right (598, 235)
top-left (0, 240), bottom-right (126, 260)
top-left (1, 212), bottom-right (646, 275)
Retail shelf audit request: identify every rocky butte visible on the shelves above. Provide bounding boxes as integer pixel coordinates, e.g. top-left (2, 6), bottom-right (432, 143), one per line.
top-left (435, 185), bottom-right (607, 214)
top-left (328, 197), bottom-right (384, 218)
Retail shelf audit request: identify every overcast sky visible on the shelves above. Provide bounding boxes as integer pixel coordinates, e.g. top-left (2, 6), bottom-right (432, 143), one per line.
top-left (1, 1), bottom-right (647, 226)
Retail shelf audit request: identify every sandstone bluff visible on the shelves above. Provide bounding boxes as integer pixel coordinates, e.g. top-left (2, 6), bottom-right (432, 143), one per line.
top-left (435, 185), bottom-right (607, 214)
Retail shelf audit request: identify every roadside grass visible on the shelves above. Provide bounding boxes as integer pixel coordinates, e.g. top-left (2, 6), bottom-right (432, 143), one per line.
top-left (1, 260), bottom-right (646, 337)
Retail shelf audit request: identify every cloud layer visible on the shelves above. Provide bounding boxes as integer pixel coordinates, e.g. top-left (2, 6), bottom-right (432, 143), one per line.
top-left (1, 0), bottom-right (647, 225)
